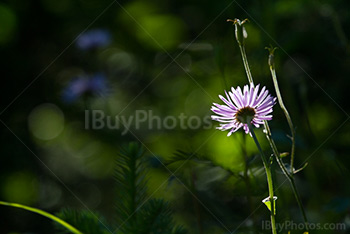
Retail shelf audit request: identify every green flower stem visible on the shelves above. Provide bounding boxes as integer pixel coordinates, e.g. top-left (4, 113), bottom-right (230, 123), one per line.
top-left (0, 201), bottom-right (82, 234)
top-left (231, 20), bottom-right (309, 230)
top-left (267, 53), bottom-right (296, 174)
top-left (264, 127), bottom-right (309, 229)
top-left (238, 44), bottom-right (254, 85)
top-left (265, 48), bottom-right (309, 228)
top-left (248, 124), bottom-right (277, 234)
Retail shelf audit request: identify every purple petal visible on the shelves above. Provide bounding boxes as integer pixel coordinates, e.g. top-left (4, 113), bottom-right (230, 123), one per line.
top-left (219, 94), bottom-right (236, 110)
top-left (254, 88), bottom-right (268, 107)
top-left (236, 86), bottom-right (244, 100)
top-left (229, 90), bottom-right (244, 108)
top-left (257, 115), bottom-right (273, 120)
top-left (250, 84), bottom-right (260, 106)
top-left (243, 88), bottom-right (249, 106)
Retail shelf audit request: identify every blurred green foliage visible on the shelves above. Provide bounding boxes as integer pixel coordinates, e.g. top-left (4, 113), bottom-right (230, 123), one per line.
top-left (1, 0), bottom-right (350, 233)
top-left (0, 4), bottom-right (16, 45)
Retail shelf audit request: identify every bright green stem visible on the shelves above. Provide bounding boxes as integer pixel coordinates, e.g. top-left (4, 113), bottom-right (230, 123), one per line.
top-left (0, 201), bottom-right (82, 234)
top-left (264, 125), bottom-right (309, 230)
top-left (268, 65), bottom-right (296, 174)
top-left (233, 22), bottom-right (308, 230)
top-left (248, 124), bottom-right (277, 234)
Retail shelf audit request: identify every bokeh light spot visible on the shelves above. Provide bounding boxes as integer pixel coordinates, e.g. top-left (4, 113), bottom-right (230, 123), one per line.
top-left (28, 103), bottom-right (65, 140)
top-left (2, 172), bottom-right (38, 205)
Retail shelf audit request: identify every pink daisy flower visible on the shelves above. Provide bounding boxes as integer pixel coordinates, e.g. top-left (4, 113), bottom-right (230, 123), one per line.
top-left (211, 84), bottom-right (276, 136)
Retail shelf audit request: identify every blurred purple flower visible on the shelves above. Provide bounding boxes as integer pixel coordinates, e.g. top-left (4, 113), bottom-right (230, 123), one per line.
top-left (62, 73), bottom-right (108, 102)
top-left (76, 29), bottom-right (111, 50)
top-left (211, 84), bottom-right (276, 136)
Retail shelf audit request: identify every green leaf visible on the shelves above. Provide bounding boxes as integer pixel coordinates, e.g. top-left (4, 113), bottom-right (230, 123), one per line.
top-left (279, 152), bottom-right (290, 158)
top-left (262, 196), bottom-right (277, 215)
top-left (0, 201), bottom-right (82, 234)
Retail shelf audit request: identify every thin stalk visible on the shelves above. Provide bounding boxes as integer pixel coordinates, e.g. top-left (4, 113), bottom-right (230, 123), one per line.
top-left (268, 63), bottom-right (296, 174)
top-left (248, 124), bottom-right (277, 234)
top-left (0, 201), bottom-right (82, 234)
top-left (264, 129), bottom-right (309, 228)
top-left (231, 23), bottom-right (309, 229)
top-left (238, 45), bottom-right (254, 85)
top-left (266, 48), bottom-right (308, 228)
top-left (264, 121), bottom-right (290, 179)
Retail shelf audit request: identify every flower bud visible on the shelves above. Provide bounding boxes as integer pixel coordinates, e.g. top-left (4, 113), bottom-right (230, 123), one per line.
top-left (265, 45), bottom-right (278, 69)
top-left (227, 18), bottom-right (248, 46)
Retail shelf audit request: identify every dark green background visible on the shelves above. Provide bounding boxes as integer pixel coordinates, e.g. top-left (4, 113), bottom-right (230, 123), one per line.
top-left (1, 0), bottom-right (350, 233)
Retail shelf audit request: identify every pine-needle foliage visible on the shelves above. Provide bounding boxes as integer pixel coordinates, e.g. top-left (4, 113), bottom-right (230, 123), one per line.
top-left (114, 142), bottom-right (148, 233)
top-left (55, 209), bottom-right (111, 234)
top-left (136, 199), bottom-right (187, 234)
top-left (52, 142), bottom-right (186, 234)
top-left (166, 150), bottom-right (211, 166)
top-left (166, 150), bottom-right (236, 176)
top-left (114, 143), bottom-right (186, 234)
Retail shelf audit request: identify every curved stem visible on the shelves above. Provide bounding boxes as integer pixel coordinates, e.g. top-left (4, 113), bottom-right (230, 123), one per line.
top-left (264, 121), bottom-right (290, 179)
top-left (248, 124), bottom-right (277, 234)
top-left (264, 122), bottom-right (308, 228)
top-left (269, 66), bottom-right (296, 174)
top-left (232, 26), bottom-right (308, 229)
top-left (265, 50), bottom-right (308, 228)
top-left (0, 201), bottom-right (82, 234)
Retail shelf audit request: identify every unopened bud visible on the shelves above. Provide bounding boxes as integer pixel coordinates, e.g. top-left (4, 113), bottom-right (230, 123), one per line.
top-left (227, 18), bottom-right (249, 46)
top-left (265, 45), bottom-right (278, 69)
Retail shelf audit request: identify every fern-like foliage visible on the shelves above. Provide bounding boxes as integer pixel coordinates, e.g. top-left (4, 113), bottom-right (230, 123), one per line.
top-left (54, 142), bottom-right (186, 234)
top-left (114, 143), bottom-right (186, 234)
top-left (114, 142), bottom-right (148, 233)
top-left (55, 209), bottom-right (111, 234)
top-left (136, 199), bottom-right (187, 234)
top-left (165, 150), bottom-right (212, 166)
top-left (166, 150), bottom-right (236, 177)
